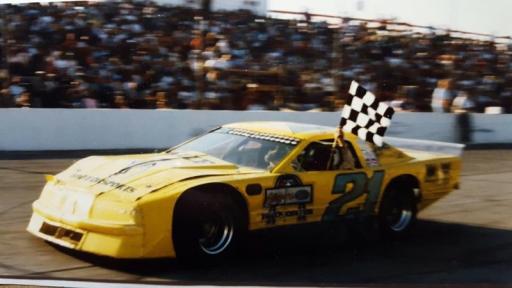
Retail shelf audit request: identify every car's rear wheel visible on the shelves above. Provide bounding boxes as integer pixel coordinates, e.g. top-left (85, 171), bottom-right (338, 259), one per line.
top-left (173, 190), bottom-right (245, 264)
top-left (378, 186), bottom-right (417, 239)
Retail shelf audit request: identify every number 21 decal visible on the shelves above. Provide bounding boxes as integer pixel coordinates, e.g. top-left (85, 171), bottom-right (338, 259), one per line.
top-left (322, 170), bottom-right (385, 221)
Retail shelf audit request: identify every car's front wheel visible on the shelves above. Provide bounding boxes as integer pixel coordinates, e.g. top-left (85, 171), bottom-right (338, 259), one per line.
top-left (173, 190), bottom-right (245, 264)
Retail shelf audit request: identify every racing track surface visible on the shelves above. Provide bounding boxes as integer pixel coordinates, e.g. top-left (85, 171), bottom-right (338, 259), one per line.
top-left (1, 150), bottom-right (512, 285)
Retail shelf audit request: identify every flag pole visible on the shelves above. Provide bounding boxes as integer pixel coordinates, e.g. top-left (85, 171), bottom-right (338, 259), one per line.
top-left (326, 126), bottom-right (344, 170)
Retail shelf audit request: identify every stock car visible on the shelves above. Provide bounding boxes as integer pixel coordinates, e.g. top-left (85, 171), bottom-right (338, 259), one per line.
top-left (27, 122), bottom-right (461, 261)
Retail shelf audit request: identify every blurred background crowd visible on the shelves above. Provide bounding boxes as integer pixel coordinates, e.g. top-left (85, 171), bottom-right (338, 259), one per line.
top-left (1, 1), bottom-right (511, 113)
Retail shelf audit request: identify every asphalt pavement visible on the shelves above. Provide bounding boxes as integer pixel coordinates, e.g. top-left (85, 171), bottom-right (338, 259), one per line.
top-left (1, 150), bottom-right (512, 285)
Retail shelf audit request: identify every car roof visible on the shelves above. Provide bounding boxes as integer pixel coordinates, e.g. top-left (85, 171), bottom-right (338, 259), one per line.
top-left (223, 121), bottom-right (359, 142)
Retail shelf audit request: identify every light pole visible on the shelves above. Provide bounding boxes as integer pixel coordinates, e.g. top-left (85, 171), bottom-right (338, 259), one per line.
top-left (0, 5), bottom-right (9, 86)
top-left (332, 17), bottom-right (344, 106)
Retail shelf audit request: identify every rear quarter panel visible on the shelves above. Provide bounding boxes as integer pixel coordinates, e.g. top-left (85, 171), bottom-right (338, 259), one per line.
top-left (417, 155), bottom-right (461, 211)
top-left (377, 151), bottom-right (461, 213)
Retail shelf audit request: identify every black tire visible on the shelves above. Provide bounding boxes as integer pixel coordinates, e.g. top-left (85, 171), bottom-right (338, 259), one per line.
top-left (378, 186), bottom-right (417, 239)
top-left (173, 190), bottom-right (245, 264)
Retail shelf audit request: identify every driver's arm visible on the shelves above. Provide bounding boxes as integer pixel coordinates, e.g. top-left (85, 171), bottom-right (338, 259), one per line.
top-left (340, 145), bottom-right (355, 170)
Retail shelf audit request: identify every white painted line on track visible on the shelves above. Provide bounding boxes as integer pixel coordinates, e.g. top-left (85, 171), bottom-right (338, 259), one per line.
top-left (0, 278), bottom-right (206, 288)
top-left (0, 278), bottom-right (360, 288)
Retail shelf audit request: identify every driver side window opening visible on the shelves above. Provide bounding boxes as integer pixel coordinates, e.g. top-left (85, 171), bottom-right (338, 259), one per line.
top-left (293, 139), bottom-right (361, 172)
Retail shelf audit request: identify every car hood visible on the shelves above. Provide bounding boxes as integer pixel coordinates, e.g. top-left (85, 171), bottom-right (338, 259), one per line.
top-left (53, 151), bottom-right (257, 201)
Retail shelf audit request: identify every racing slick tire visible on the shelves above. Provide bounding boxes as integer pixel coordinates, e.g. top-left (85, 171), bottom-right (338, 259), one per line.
top-left (378, 186), bottom-right (417, 239)
top-left (173, 190), bottom-right (245, 264)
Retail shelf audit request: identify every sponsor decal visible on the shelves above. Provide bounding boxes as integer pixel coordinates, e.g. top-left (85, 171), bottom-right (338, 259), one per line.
top-left (262, 205), bottom-right (313, 224)
top-left (358, 140), bottom-right (380, 167)
top-left (264, 186), bottom-right (312, 207)
top-left (262, 185), bottom-right (313, 224)
top-left (425, 163), bottom-right (451, 184)
top-left (70, 174), bottom-right (136, 193)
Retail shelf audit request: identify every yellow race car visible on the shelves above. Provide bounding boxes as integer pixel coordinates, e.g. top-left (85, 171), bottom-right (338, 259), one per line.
top-left (27, 122), bottom-right (461, 261)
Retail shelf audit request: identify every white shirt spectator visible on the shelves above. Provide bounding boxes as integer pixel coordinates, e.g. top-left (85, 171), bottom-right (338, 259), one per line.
top-left (452, 92), bottom-right (475, 112)
top-left (431, 86), bottom-right (454, 112)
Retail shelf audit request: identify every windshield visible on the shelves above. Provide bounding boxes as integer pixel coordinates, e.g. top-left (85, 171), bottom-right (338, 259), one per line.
top-left (171, 128), bottom-right (298, 170)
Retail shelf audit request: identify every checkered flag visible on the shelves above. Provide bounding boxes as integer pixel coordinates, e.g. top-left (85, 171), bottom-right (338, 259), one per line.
top-left (339, 81), bottom-right (394, 146)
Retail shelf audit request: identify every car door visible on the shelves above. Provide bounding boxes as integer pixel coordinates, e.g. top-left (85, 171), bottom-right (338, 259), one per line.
top-left (289, 138), bottom-right (385, 223)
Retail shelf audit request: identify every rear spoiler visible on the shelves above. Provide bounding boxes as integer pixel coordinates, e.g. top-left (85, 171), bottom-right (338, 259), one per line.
top-left (385, 137), bottom-right (465, 157)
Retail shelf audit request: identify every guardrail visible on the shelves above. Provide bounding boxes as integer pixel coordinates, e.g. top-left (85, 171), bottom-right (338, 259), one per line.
top-left (0, 109), bottom-right (509, 151)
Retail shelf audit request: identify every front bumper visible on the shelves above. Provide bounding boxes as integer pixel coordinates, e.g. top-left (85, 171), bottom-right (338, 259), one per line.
top-left (27, 201), bottom-right (145, 258)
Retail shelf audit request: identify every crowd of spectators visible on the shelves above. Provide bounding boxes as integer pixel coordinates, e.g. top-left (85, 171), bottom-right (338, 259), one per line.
top-left (1, 1), bottom-right (511, 113)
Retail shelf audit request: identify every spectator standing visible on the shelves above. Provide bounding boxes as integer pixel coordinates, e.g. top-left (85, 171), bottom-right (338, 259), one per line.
top-left (431, 79), bottom-right (454, 112)
top-left (451, 91), bottom-right (476, 113)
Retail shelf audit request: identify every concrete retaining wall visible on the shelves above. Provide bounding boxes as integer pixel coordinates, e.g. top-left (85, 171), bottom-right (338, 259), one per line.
top-left (470, 114), bottom-right (512, 144)
top-left (0, 108), bottom-right (506, 151)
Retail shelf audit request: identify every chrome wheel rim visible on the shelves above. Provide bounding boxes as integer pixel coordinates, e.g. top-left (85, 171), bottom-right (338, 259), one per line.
top-left (390, 209), bottom-right (413, 232)
top-left (198, 214), bottom-right (234, 255)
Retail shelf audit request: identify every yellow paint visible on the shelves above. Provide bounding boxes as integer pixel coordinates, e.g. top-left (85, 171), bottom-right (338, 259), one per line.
top-left (27, 122), bottom-right (461, 259)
